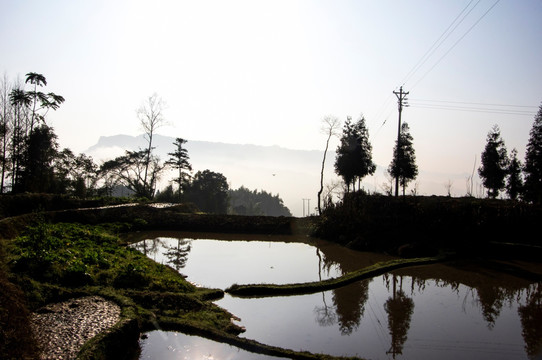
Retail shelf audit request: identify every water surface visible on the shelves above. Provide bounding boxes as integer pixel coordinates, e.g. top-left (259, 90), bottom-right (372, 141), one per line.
top-left (131, 231), bottom-right (542, 360)
top-left (139, 331), bottom-right (284, 359)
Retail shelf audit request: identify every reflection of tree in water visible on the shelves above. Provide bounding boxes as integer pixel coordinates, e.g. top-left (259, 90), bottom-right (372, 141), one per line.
top-left (384, 275), bottom-right (414, 358)
top-left (406, 267), bottom-right (530, 330)
top-left (476, 285), bottom-right (507, 329)
top-left (313, 248), bottom-right (370, 333)
top-left (131, 238), bottom-right (163, 258)
top-left (518, 283), bottom-right (542, 359)
top-left (314, 292), bottom-right (337, 327)
top-left (332, 280), bottom-right (370, 335)
top-left (163, 238), bottom-right (192, 271)
top-left (314, 249), bottom-right (337, 327)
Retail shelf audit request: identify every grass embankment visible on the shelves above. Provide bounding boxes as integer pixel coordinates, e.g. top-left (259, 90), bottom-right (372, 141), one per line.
top-left (226, 257), bottom-right (444, 297)
top-left (1, 217), bottom-right (363, 360)
top-left (0, 193), bottom-right (136, 219)
top-left (0, 202), bottom-right (300, 239)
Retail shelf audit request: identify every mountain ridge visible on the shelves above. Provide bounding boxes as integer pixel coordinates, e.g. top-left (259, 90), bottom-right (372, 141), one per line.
top-left (85, 134), bottom-right (330, 217)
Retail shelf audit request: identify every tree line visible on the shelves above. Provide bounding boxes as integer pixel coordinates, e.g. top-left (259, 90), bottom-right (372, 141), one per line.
top-left (318, 102), bottom-right (542, 212)
top-left (0, 72), bottom-right (291, 216)
top-left (478, 106), bottom-right (542, 203)
top-left (318, 114), bottom-right (418, 214)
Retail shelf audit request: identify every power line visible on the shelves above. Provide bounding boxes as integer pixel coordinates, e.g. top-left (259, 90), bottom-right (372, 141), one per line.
top-left (409, 98), bottom-right (538, 108)
top-left (401, 0), bottom-right (479, 86)
top-left (371, 92), bottom-right (396, 137)
top-left (411, 0), bottom-right (502, 90)
top-left (408, 104), bottom-right (536, 116)
top-left (373, 1), bottom-right (487, 135)
top-left (373, 1), bottom-right (502, 135)
top-left (408, 98), bottom-right (538, 116)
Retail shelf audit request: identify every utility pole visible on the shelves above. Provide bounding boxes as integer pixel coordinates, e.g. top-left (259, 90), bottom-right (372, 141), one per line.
top-left (393, 86), bottom-right (409, 197)
top-left (302, 198), bottom-right (311, 217)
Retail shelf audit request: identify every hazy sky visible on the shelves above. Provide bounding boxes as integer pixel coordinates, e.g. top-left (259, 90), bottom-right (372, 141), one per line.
top-left (2, 0), bottom-right (542, 193)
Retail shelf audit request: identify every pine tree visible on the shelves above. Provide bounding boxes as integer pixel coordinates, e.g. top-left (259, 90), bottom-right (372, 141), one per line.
top-left (165, 138), bottom-right (192, 200)
top-left (352, 115), bottom-right (376, 188)
top-left (334, 115), bottom-right (376, 192)
top-left (478, 125), bottom-right (508, 198)
top-left (506, 148), bottom-right (523, 200)
top-left (388, 122), bottom-right (418, 196)
top-left (524, 104), bottom-right (542, 203)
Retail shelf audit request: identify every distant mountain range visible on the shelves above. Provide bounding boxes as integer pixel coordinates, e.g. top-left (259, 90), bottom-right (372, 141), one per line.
top-left (85, 134), bottom-right (472, 217)
top-left (85, 134), bottom-right (333, 217)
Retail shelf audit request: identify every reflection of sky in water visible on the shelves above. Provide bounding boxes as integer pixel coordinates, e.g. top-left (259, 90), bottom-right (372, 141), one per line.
top-left (217, 277), bottom-right (535, 360)
top-left (132, 237), bottom-right (343, 289)
top-left (139, 331), bottom-right (285, 360)
top-left (132, 235), bottom-right (541, 360)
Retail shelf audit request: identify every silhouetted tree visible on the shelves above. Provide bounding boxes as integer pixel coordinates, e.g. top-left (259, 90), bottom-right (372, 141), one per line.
top-left (478, 125), bottom-right (508, 198)
top-left (523, 104), bottom-right (542, 203)
top-left (0, 74), bottom-right (13, 193)
top-left (506, 148), bottom-right (523, 200)
top-left (25, 72), bottom-right (64, 133)
top-left (18, 125), bottom-right (58, 193)
top-left (318, 115), bottom-right (341, 214)
top-left (335, 115), bottom-right (376, 192)
top-left (184, 170), bottom-right (229, 213)
top-left (54, 149), bottom-right (98, 196)
top-left (98, 94), bottom-right (166, 199)
top-left (138, 93), bottom-right (165, 198)
top-left (388, 122), bottom-right (418, 196)
top-left (100, 149), bottom-right (163, 199)
top-left (229, 186), bottom-right (291, 216)
top-left (165, 137), bottom-right (192, 200)
top-left (155, 184), bottom-right (176, 202)
top-left (8, 87), bottom-right (30, 189)
top-left (6, 73), bottom-right (64, 193)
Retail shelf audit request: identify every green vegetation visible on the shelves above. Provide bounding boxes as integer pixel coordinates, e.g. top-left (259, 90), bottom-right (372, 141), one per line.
top-left (7, 221), bottom-right (219, 305)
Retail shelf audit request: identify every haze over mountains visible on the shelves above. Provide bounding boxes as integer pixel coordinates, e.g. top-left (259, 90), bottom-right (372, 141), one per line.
top-left (85, 134), bottom-right (475, 217)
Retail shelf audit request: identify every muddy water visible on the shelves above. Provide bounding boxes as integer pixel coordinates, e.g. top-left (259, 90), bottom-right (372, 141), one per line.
top-left (131, 231), bottom-right (542, 360)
